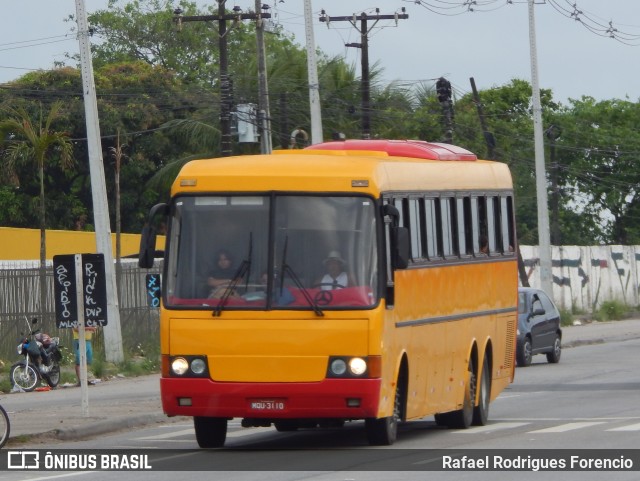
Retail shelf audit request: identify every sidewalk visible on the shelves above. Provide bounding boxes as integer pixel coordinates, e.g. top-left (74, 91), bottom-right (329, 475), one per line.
top-left (561, 317), bottom-right (640, 347)
top-left (2, 372), bottom-right (178, 446)
top-left (4, 318), bottom-right (640, 446)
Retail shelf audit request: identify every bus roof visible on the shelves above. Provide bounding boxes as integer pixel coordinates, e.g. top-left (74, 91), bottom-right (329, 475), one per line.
top-left (305, 139), bottom-right (478, 161)
top-left (171, 140), bottom-right (512, 196)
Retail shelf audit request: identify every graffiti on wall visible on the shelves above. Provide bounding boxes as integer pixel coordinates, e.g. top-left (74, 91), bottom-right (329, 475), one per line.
top-left (519, 246), bottom-right (639, 312)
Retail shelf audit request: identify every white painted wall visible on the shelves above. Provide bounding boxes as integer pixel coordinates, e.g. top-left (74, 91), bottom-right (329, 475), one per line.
top-left (520, 245), bottom-right (640, 311)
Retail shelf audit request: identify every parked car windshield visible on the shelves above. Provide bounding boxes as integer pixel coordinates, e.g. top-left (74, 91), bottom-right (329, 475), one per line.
top-left (518, 292), bottom-right (526, 313)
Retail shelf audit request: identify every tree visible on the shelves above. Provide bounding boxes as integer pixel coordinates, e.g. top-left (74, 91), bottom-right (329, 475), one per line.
top-left (81, 0), bottom-right (368, 149)
top-left (449, 80), bottom-right (576, 245)
top-left (76, 0), bottom-right (218, 85)
top-left (555, 97), bottom-right (640, 244)
top-left (0, 101), bottom-right (74, 315)
top-left (3, 0), bottom-right (639, 248)
top-left (0, 62), bottom-right (197, 233)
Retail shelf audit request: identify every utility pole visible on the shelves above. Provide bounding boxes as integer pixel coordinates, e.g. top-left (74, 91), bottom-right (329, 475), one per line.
top-left (75, 0), bottom-right (124, 363)
top-left (319, 9), bottom-right (408, 139)
top-left (546, 124), bottom-right (562, 245)
top-left (528, 0), bottom-right (553, 296)
top-left (436, 77), bottom-right (454, 144)
top-left (255, 1), bottom-right (272, 154)
top-left (174, 2), bottom-right (271, 157)
top-left (469, 77), bottom-right (496, 159)
top-left (304, 0), bottom-right (323, 144)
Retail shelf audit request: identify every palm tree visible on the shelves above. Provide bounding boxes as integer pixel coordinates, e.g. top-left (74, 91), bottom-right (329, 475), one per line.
top-left (0, 101), bottom-right (74, 317)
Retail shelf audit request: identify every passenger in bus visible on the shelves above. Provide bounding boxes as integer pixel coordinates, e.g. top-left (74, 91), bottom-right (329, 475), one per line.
top-left (316, 251), bottom-right (355, 290)
top-left (479, 235), bottom-right (489, 254)
top-left (207, 249), bottom-right (238, 297)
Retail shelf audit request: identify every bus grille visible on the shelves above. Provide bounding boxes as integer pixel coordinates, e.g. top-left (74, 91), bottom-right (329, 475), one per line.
top-left (504, 319), bottom-right (516, 369)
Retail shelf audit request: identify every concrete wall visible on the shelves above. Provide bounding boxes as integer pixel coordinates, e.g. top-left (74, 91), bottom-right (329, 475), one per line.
top-left (1, 228), bottom-right (637, 312)
top-left (520, 245), bottom-right (640, 312)
top-left (0, 227), bottom-right (165, 261)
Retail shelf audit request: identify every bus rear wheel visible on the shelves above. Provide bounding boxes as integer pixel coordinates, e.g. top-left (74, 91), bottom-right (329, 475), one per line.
top-left (194, 417), bottom-right (227, 448)
top-left (472, 355), bottom-right (491, 426)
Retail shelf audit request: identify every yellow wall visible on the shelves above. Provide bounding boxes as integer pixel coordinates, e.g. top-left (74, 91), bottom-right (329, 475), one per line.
top-left (0, 227), bottom-right (166, 261)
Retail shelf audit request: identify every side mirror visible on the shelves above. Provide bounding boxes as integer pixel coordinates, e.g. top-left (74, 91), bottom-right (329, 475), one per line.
top-left (138, 225), bottom-right (157, 268)
top-left (382, 204), bottom-right (410, 270)
top-left (138, 202), bottom-right (169, 268)
top-left (533, 307), bottom-right (545, 317)
top-left (391, 226), bottom-right (410, 269)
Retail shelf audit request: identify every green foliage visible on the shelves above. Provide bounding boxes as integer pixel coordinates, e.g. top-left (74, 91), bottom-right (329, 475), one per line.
top-left (91, 357), bottom-right (107, 379)
top-left (595, 300), bottom-right (627, 322)
top-left (0, 187), bottom-right (26, 226)
top-left (0, 1), bottom-right (639, 247)
top-left (555, 97), bottom-right (640, 244)
top-left (559, 308), bottom-right (574, 327)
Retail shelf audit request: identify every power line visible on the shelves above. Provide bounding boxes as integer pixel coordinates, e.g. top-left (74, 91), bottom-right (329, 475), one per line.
top-left (409, 0), bottom-right (640, 45)
top-left (319, 8), bottom-right (409, 138)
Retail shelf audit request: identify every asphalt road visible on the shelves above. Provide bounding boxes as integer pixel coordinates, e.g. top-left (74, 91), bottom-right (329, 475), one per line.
top-left (3, 318), bottom-right (640, 446)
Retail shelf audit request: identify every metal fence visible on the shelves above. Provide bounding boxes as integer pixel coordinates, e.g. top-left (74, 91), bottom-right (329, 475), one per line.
top-left (0, 259), bottom-right (162, 364)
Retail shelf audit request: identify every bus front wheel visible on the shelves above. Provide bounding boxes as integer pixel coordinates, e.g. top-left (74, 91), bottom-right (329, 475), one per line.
top-left (194, 416), bottom-right (227, 448)
top-left (435, 360), bottom-right (476, 429)
top-left (365, 383), bottom-right (402, 445)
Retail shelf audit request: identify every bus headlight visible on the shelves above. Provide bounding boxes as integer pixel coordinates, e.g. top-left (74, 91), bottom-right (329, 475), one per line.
top-left (168, 355), bottom-right (209, 377)
top-left (327, 356), bottom-right (375, 378)
top-left (330, 358), bottom-right (347, 376)
top-left (171, 357), bottom-right (189, 375)
top-left (349, 357), bottom-right (367, 376)
top-left (190, 358), bottom-right (206, 375)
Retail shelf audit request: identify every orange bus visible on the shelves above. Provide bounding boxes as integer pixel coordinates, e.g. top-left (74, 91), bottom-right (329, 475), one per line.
top-left (139, 139), bottom-right (518, 448)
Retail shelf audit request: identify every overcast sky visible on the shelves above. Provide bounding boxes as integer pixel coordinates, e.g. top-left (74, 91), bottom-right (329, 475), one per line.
top-left (1, 1), bottom-right (639, 104)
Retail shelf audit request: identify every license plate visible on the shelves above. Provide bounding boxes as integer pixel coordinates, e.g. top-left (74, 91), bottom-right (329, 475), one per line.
top-left (249, 399), bottom-right (286, 411)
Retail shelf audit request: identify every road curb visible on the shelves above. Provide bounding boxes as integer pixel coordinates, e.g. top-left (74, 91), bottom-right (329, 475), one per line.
top-left (562, 338), bottom-right (605, 349)
top-left (54, 413), bottom-right (168, 441)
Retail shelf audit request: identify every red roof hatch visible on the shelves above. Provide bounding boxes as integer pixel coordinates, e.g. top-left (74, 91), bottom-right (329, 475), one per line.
top-left (305, 139), bottom-right (477, 161)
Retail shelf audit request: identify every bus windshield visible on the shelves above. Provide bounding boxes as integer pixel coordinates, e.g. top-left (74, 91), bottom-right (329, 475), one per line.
top-left (164, 194), bottom-right (379, 310)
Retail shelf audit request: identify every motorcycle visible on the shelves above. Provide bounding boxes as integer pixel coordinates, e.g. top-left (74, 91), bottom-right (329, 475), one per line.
top-left (10, 318), bottom-right (63, 392)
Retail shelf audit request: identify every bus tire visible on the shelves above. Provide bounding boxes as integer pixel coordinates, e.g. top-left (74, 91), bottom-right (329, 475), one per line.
top-left (472, 355), bottom-right (491, 426)
top-left (434, 412), bottom-right (453, 427)
top-left (447, 360), bottom-right (476, 429)
top-left (365, 383), bottom-right (402, 445)
top-left (274, 420), bottom-right (299, 432)
top-left (194, 416), bottom-right (227, 448)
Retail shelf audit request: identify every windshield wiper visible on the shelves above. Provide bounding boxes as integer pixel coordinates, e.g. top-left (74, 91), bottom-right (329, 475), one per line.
top-left (280, 236), bottom-right (323, 317)
top-left (213, 233), bottom-right (252, 317)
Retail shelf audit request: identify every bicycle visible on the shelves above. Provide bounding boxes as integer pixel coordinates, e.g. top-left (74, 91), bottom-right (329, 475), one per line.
top-left (0, 403), bottom-right (10, 448)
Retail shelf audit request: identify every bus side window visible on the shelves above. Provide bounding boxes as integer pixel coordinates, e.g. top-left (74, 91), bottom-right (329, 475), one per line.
top-left (425, 197), bottom-right (442, 260)
top-left (440, 196), bottom-right (455, 257)
top-left (491, 196), bottom-right (502, 253)
top-left (477, 196), bottom-right (489, 255)
top-left (470, 196), bottom-right (480, 255)
top-left (485, 196), bottom-right (498, 254)
top-left (408, 198), bottom-right (424, 261)
top-left (502, 196), bottom-right (515, 253)
top-left (457, 197), bottom-right (473, 257)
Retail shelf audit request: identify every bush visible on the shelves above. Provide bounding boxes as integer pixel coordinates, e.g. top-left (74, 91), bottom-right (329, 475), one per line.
top-left (595, 300), bottom-right (627, 322)
top-left (559, 308), bottom-right (574, 327)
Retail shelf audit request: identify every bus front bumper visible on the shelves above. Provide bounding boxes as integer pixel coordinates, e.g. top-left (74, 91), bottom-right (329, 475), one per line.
top-left (160, 377), bottom-right (382, 419)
